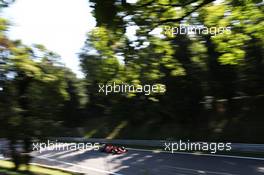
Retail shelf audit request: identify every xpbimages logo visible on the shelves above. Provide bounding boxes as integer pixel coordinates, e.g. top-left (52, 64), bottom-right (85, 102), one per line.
top-left (163, 25), bottom-right (231, 37)
top-left (164, 141), bottom-right (232, 154)
top-left (98, 82), bottom-right (166, 95)
top-left (32, 140), bottom-right (100, 153)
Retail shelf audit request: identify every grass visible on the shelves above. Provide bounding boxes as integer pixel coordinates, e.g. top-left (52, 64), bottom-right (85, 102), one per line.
top-left (0, 160), bottom-right (80, 175)
top-left (82, 116), bottom-right (175, 139)
top-left (0, 168), bottom-right (26, 175)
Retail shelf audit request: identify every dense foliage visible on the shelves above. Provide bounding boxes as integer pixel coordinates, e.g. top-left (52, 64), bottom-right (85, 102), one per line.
top-left (0, 0), bottom-right (263, 170)
top-left (80, 0), bottom-right (264, 141)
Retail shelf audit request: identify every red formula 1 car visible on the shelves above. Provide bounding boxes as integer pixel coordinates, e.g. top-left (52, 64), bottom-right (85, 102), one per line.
top-left (100, 144), bottom-right (128, 154)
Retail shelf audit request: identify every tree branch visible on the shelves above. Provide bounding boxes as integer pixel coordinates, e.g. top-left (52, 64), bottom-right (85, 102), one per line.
top-left (158, 0), bottom-right (198, 7)
top-left (159, 0), bottom-right (215, 24)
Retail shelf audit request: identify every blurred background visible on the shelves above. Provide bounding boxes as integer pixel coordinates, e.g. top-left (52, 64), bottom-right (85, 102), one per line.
top-left (0, 0), bottom-right (263, 172)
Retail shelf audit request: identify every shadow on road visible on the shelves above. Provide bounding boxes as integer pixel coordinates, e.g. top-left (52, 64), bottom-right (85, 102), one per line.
top-left (32, 148), bottom-right (264, 175)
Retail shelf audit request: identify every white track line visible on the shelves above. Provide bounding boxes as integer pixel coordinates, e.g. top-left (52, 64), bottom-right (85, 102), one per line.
top-left (128, 148), bottom-right (264, 161)
top-left (162, 165), bottom-right (238, 175)
top-left (33, 155), bottom-right (123, 175)
top-left (30, 163), bottom-right (82, 174)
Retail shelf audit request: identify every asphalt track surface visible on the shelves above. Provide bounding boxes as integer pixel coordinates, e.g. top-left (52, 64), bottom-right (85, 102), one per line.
top-left (30, 147), bottom-right (264, 175)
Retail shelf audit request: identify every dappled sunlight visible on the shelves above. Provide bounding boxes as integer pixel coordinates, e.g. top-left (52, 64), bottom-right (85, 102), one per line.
top-left (0, 0), bottom-right (263, 174)
top-left (257, 167), bottom-right (264, 173)
top-left (85, 128), bottom-right (98, 138)
top-left (106, 121), bottom-right (128, 139)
